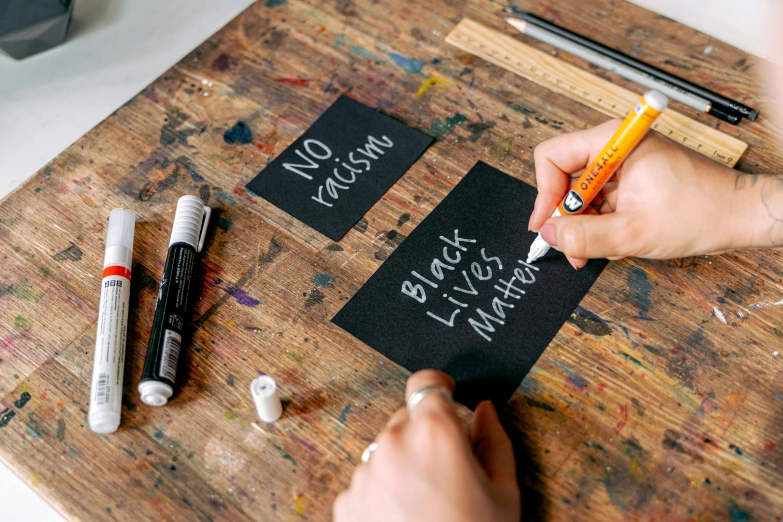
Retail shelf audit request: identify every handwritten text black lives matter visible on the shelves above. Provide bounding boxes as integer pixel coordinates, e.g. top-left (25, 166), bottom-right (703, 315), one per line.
top-left (400, 229), bottom-right (540, 342)
top-left (281, 135), bottom-right (394, 208)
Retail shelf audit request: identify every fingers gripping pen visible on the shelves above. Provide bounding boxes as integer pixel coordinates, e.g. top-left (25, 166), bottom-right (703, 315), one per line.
top-left (527, 90), bottom-right (668, 263)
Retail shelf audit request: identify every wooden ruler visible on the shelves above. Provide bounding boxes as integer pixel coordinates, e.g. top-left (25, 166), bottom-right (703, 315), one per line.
top-left (446, 19), bottom-right (747, 167)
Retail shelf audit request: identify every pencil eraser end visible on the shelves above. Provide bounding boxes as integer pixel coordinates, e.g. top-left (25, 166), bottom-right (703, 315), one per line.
top-left (251, 376), bottom-right (283, 423)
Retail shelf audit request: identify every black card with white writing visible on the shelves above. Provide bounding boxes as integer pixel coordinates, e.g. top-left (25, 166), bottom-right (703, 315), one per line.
top-left (332, 162), bottom-right (609, 408)
top-left (246, 95), bottom-right (433, 240)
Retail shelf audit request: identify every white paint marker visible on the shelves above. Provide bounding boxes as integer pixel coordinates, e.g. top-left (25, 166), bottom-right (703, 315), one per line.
top-left (89, 209), bottom-right (136, 434)
top-left (251, 376), bottom-right (283, 423)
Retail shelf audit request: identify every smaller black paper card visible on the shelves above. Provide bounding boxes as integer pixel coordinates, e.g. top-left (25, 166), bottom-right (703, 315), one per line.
top-left (332, 162), bottom-right (609, 408)
top-left (246, 95), bottom-right (433, 241)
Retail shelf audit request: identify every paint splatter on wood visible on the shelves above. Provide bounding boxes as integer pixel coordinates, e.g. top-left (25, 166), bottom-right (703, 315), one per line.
top-left (415, 76), bottom-right (446, 97)
top-left (223, 121), bottom-right (253, 144)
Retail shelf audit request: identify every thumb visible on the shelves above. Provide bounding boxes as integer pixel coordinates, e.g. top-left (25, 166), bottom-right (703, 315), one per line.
top-left (540, 212), bottom-right (634, 260)
top-left (471, 401), bottom-right (516, 482)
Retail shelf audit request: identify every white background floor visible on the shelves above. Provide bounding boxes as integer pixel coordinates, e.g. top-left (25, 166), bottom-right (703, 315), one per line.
top-left (0, 0), bottom-right (776, 520)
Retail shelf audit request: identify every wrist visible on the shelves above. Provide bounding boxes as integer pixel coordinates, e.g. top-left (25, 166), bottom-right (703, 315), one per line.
top-left (731, 174), bottom-right (783, 249)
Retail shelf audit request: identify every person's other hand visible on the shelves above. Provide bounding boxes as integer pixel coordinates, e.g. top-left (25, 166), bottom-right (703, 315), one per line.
top-left (529, 119), bottom-right (782, 268)
top-left (333, 370), bottom-right (520, 522)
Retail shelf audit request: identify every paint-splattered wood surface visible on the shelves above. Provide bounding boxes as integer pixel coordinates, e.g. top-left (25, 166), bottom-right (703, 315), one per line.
top-left (1, 0), bottom-right (782, 520)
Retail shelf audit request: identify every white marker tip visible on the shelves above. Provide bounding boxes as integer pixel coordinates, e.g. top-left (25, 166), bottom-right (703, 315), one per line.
top-left (526, 233), bottom-right (551, 264)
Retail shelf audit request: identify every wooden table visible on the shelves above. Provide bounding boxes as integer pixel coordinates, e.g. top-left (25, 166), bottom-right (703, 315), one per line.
top-left (1, 0), bottom-right (782, 520)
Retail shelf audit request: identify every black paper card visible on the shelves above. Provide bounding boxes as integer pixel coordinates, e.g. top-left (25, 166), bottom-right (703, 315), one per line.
top-left (246, 95), bottom-right (433, 240)
top-left (332, 162), bottom-right (609, 408)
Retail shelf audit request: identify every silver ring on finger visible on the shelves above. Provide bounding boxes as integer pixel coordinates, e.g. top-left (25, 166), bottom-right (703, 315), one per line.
top-left (406, 385), bottom-right (453, 413)
top-left (361, 442), bottom-right (379, 464)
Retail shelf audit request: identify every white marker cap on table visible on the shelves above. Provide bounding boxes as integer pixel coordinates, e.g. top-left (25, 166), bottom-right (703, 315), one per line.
top-left (103, 208), bottom-right (135, 269)
top-left (250, 376), bottom-right (283, 423)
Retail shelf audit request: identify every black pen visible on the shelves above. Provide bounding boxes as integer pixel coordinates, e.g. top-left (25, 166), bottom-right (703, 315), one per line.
top-left (506, 8), bottom-right (757, 121)
top-left (138, 195), bottom-right (211, 407)
top-left (505, 17), bottom-right (741, 125)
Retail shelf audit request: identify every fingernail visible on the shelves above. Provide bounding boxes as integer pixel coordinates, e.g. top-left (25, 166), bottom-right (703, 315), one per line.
top-left (479, 400), bottom-right (498, 420)
top-left (486, 401), bottom-right (498, 419)
top-left (540, 224), bottom-right (557, 246)
top-left (567, 257), bottom-right (579, 270)
top-left (527, 213), bottom-right (533, 231)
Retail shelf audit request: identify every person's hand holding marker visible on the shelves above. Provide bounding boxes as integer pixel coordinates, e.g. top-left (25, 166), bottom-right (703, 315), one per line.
top-left (333, 370), bottom-right (521, 522)
top-left (529, 115), bottom-right (783, 269)
top-left (526, 90), bottom-right (667, 265)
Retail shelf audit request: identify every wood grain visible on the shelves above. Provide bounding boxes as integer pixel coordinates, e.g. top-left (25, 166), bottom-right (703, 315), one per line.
top-left (446, 18), bottom-right (748, 166)
top-left (0, 0), bottom-right (782, 520)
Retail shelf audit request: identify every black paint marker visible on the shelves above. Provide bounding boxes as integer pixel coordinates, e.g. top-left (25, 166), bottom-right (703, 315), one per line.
top-left (138, 195), bottom-right (211, 406)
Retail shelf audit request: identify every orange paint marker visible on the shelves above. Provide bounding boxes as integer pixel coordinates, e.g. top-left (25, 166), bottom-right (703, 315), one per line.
top-left (527, 90), bottom-right (668, 263)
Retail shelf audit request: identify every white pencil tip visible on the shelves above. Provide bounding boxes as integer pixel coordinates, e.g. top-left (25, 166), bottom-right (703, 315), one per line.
top-left (505, 17), bottom-right (524, 28)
